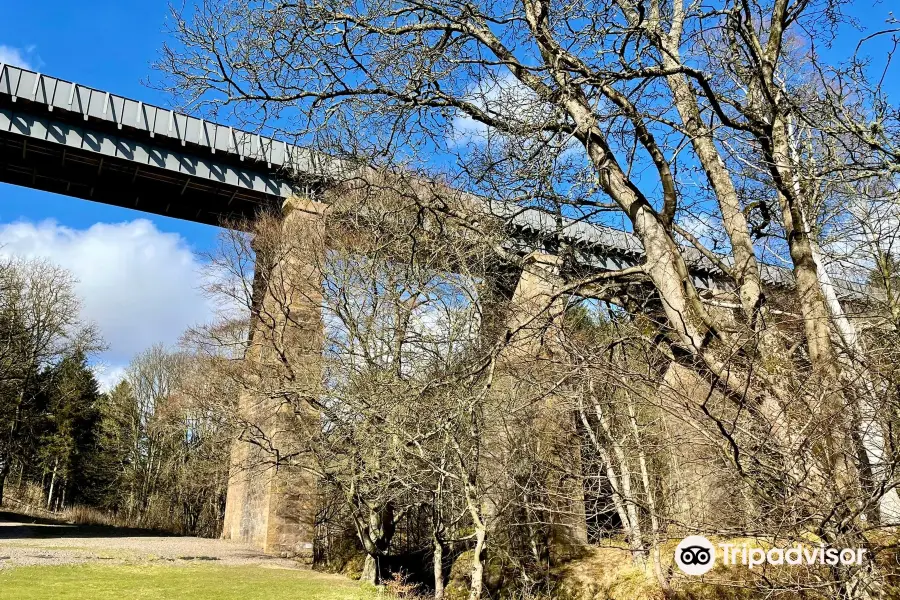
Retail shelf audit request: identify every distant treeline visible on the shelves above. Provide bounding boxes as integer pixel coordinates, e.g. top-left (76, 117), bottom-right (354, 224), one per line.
top-left (0, 257), bottom-right (229, 537)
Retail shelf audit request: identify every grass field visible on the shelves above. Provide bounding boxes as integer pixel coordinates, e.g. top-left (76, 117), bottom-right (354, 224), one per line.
top-left (0, 509), bottom-right (378, 600)
top-left (0, 563), bottom-right (379, 600)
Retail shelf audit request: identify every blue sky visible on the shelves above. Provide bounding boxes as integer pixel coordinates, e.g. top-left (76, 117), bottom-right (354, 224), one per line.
top-left (0, 1), bottom-right (217, 248)
top-left (0, 1), bottom-right (897, 388)
top-left (0, 1), bottom-right (220, 388)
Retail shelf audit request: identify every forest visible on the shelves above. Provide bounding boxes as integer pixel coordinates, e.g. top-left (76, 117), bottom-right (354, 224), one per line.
top-left (0, 258), bottom-right (230, 538)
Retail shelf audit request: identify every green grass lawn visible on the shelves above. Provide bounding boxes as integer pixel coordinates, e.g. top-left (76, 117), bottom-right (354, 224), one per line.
top-left (0, 563), bottom-right (379, 600)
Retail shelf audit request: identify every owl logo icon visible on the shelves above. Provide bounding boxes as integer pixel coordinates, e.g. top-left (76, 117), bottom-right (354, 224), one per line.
top-left (675, 536), bottom-right (716, 575)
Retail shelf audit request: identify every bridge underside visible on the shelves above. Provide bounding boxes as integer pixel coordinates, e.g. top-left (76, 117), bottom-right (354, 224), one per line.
top-left (0, 119), bottom-right (278, 227)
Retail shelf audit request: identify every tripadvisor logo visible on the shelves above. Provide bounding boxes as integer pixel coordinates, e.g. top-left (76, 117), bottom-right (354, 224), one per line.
top-left (675, 536), bottom-right (716, 575)
top-left (674, 535), bottom-right (868, 576)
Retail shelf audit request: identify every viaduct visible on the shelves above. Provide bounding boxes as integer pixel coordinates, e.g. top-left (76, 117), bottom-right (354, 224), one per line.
top-left (1, 63), bottom-right (863, 557)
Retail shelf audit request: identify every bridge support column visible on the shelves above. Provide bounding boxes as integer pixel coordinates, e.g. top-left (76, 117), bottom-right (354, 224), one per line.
top-left (222, 196), bottom-right (325, 560)
top-left (655, 294), bottom-right (748, 534)
top-left (493, 252), bottom-right (588, 555)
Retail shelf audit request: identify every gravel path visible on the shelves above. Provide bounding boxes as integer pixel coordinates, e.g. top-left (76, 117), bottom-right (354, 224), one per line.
top-left (0, 510), bottom-right (302, 570)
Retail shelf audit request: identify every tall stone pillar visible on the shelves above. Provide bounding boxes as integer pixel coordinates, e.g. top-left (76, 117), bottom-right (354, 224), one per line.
top-left (503, 252), bottom-right (567, 360)
top-left (654, 293), bottom-right (749, 534)
top-left (494, 252), bottom-right (588, 554)
top-left (657, 363), bottom-right (740, 533)
top-left (222, 196), bottom-right (325, 560)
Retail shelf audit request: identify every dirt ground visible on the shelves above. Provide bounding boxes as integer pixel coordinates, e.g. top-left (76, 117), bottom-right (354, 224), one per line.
top-left (0, 510), bottom-right (302, 570)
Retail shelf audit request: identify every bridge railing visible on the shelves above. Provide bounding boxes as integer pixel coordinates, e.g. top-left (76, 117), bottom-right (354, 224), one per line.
top-left (0, 63), bottom-right (321, 173)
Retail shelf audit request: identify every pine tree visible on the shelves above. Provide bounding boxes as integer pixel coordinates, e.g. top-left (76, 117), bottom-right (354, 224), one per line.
top-left (35, 351), bottom-right (103, 510)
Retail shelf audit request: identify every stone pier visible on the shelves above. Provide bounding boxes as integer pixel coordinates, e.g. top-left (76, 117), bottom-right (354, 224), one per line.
top-left (221, 197), bottom-right (325, 559)
top-left (494, 251), bottom-right (589, 551)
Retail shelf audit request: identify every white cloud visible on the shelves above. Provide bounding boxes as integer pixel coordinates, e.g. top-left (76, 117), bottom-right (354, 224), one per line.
top-left (0, 219), bottom-right (216, 366)
top-left (678, 213), bottom-right (718, 245)
top-left (92, 363), bottom-right (127, 393)
top-left (450, 73), bottom-right (551, 145)
top-left (448, 73), bottom-right (584, 167)
top-left (0, 45), bottom-right (35, 71)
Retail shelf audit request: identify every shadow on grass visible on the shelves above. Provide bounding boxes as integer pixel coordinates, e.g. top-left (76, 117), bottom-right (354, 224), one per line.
top-left (0, 510), bottom-right (175, 540)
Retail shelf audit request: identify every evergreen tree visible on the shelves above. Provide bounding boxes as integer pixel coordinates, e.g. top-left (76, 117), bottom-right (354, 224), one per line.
top-left (35, 351), bottom-right (103, 510)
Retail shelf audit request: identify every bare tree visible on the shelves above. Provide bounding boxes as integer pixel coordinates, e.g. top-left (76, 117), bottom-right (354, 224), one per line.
top-left (158, 1), bottom-right (900, 597)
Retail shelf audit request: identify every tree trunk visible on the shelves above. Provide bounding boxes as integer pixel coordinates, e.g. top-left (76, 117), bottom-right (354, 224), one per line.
top-left (361, 554), bottom-right (379, 586)
top-left (810, 221), bottom-right (900, 521)
top-left (47, 460), bottom-right (58, 511)
top-left (769, 117), bottom-right (861, 507)
top-left (786, 117), bottom-right (900, 524)
top-left (433, 533), bottom-right (445, 600)
top-left (468, 522), bottom-right (487, 600)
top-left (594, 397), bottom-right (644, 564)
top-left (660, 50), bottom-right (766, 325)
top-left (0, 458), bottom-right (9, 507)
top-left (625, 389), bottom-right (670, 592)
top-left (353, 502), bottom-right (396, 586)
top-left (558, 92), bottom-right (712, 355)
top-left (579, 393), bottom-right (646, 564)
top-left (770, 118), bottom-right (839, 381)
